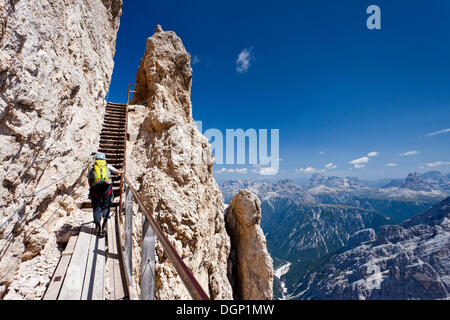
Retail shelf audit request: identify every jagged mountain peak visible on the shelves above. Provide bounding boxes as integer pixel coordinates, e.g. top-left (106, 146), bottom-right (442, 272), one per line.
top-left (298, 196), bottom-right (450, 300)
top-left (220, 179), bottom-right (315, 204)
top-left (304, 173), bottom-right (367, 191)
top-left (381, 170), bottom-right (450, 197)
top-left (403, 196), bottom-right (450, 228)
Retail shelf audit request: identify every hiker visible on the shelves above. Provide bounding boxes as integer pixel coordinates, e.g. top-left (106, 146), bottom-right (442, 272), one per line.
top-left (87, 152), bottom-right (122, 235)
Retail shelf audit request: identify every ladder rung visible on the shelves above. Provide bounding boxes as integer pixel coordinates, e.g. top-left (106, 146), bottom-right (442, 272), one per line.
top-left (100, 135), bottom-right (125, 138)
top-left (102, 125), bottom-right (124, 130)
top-left (106, 154), bottom-right (124, 158)
top-left (100, 136), bottom-right (125, 140)
top-left (101, 131), bottom-right (125, 135)
top-left (105, 109), bottom-right (126, 114)
top-left (106, 105), bottom-right (126, 109)
top-left (103, 120), bottom-right (125, 125)
top-left (108, 161), bottom-right (124, 165)
top-left (104, 117), bottom-right (125, 121)
top-left (99, 148), bottom-right (124, 152)
top-left (105, 108), bottom-right (126, 112)
top-left (107, 102), bottom-right (126, 106)
top-left (98, 145), bottom-right (124, 149)
top-left (102, 128), bottom-right (125, 131)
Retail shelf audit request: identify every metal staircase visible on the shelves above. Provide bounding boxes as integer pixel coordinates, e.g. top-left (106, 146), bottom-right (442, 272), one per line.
top-left (81, 102), bottom-right (127, 209)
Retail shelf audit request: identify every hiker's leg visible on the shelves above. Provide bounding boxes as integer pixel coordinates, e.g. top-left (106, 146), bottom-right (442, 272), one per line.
top-left (91, 193), bottom-right (102, 224)
top-left (101, 187), bottom-right (113, 233)
top-left (102, 186), bottom-right (113, 219)
top-left (105, 188), bottom-right (114, 219)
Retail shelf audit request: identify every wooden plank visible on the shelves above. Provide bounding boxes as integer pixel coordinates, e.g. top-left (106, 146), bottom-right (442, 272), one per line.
top-left (106, 214), bottom-right (116, 300)
top-left (81, 225), bottom-right (105, 300)
top-left (42, 234), bottom-right (79, 300)
top-left (113, 211), bottom-right (128, 299)
top-left (90, 234), bottom-right (106, 300)
top-left (125, 187), bottom-right (133, 288)
top-left (105, 212), bottom-right (126, 300)
top-left (141, 219), bottom-right (155, 300)
top-left (43, 255), bottom-right (71, 300)
top-left (58, 222), bottom-right (93, 300)
top-left (63, 235), bottom-right (79, 255)
top-left (80, 225), bottom-right (95, 300)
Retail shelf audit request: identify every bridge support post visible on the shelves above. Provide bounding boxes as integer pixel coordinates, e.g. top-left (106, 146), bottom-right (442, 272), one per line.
top-left (141, 218), bottom-right (155, 300)
top-left (125, 185), bottom-right (133, 299)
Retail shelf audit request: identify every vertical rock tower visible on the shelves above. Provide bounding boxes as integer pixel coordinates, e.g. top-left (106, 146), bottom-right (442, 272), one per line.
top-left (126, 25), bottom-right (233, 299)
top-left (225, 190), bottom-right (274, 300)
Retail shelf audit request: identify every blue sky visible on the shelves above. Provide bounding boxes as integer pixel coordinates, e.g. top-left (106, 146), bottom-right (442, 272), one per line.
top-left (108, 0), bottom-right (450, 181)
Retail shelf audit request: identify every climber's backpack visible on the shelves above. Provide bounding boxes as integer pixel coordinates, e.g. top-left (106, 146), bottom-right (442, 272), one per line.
top-left (92, 159), bottom-right (111, 186)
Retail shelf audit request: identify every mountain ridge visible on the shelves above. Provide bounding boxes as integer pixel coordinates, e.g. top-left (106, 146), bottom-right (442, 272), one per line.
top-left (297, 196), bottom-right (450, 300)
top-left (219, 170), bottom-right (449, 299)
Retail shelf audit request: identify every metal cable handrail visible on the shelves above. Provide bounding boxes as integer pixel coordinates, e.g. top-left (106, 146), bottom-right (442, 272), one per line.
top-left (0, 162), bottom-right (91, 231)
top-left (122, 175), bottom-right (210, 300)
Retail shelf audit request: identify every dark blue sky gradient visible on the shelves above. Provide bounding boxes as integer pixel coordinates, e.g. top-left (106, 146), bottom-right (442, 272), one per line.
top-left (108, 0), bottom-right (450, 180)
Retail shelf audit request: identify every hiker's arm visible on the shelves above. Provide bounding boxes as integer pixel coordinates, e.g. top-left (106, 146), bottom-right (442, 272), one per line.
top-left (87, 169), bottom-right (93, 187)
top-left (108, 164), bottom-right (123, 175)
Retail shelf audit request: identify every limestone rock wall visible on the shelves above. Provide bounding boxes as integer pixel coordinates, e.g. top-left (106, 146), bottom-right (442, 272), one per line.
top-left (0, 0), bottom-right (122, 299)
top-left (125, 25), bottom-right (233, 300)
top-left (225, 190), bottom-right (274, 300)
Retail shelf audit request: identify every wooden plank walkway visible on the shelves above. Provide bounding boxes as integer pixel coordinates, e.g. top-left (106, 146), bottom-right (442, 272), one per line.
top-left (42, 233), bottom-right (79, 300)
top-left (43, 214), bottom-right (107, 300)
top-left (81, 225), bottom-right (106, 300)
top-left (43, 102), bottom-right (129, 300)
top-left (106, 211), bottom-right (128, 300)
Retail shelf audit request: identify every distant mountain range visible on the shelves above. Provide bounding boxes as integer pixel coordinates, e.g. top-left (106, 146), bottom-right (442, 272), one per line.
top-left (297, 197), bottom-right (450, 300)
top-left (384, 171), bottom-right (450, 190)
top-left (222, 171), bottom-right (450, 203)
top-left (306, 171), bottom-right (450, 201)
top-left (221, 179), bottom-right (315, 204)
top-left (219, 170), bottom-right (450, 300)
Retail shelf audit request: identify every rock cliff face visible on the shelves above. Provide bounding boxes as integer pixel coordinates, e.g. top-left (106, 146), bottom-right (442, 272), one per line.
top-left (225, 190), bottom-right (274, 300)
top-left (0, 0), bottom-right (122, 299)
top-left (125, 25), bottom-right (233, 300)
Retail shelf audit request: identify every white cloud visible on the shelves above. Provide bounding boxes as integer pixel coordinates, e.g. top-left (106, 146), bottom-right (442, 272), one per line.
top-left (386, 163), bottom-right (398, 167)
top-left (192, 54), bottom-right (201, 65)
top-left (349, 156), bottom-right (369, 166)
top-left (349, 152), bottom-right (379, 168)
top-left (427, 128), bottom-right (450, 137)
top-left (295, 167), bottom-right (325, 174)
top-left (399, 150), bottom-right (420, 156)
top-left (227, 168), bottom-right (248, 174)
top-left (319, 151), bottom-right (324, 155)
top-left (215, 167), bottom-right (248, 174)
top-left (426, 161), bottom-right (450, 168)
top-left (236, 47), bottom-right (254, 73)
top-left (258, 167), bottom-right (278, 175)
top-left (325, 163), bottom-right (337, 169)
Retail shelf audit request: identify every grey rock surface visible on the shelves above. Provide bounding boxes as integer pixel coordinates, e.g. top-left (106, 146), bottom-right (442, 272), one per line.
top-left (0, 0), bottom-right (122, 299)
top-left (299, 197), bottom-right (450, 300)
top-left (225, 189), bottom-right (274, 300)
